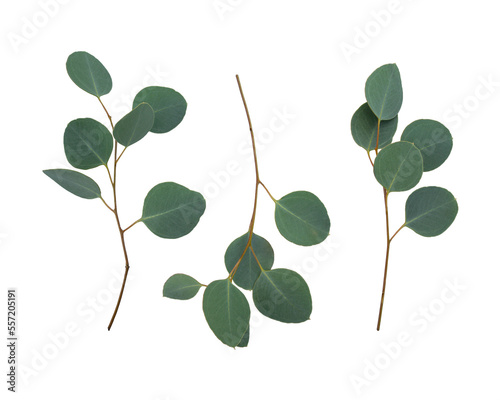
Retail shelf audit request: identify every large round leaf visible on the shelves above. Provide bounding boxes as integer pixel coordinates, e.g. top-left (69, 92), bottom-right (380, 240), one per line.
top-left (64, 118), bottom-right (113, 170)
top-left (405, 186), bottom-right (458, 237)
top-left (401, 119), bottom-right (453, 171)
top-left (365, 64), bottom-right (403, 120)
top-left (43, 169), bottom-right (101, 199)
top-left (203, 279), bottom-right (250, 347)
top-left (113, 102), bottom-right (155, 147)
top-left (351, 103), bottom-right (398, 151)
top-left (225, 233), bottom-right (274, 290)
top-left (66, 51), bottom-right (112, 97)
top-left (141, 182), bottom-right (206, 239)
top-left (163, 274), bottom-right (202, 300)
top-left (253, 269), bottom-right (312, 323)
top-left (275, 191), bottom-right (330, 246)
top-left (133, 86), bottom-right (187, 133)
top-left (374, 141), bottom-right (423, 192)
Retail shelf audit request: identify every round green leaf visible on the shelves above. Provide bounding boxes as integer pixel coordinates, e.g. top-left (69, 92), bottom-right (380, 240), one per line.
top-left (64, 118), bottom-right (113, 170)
top-left (163, 274), bottom-right (202, 300)
top-left (374, 141), bottom-right (423, 192)
top-left (224, 233), bottom-right (274, 290)
top-left (351, 103), bottom-right (398, 151)
top-left (203, 279), bottom-right (250, 347)
top-left (365, 63), bottom-right (403, 120)
top-left (113, 103), bottom-right (155, 147)
top-left (66, 51), bottom-right (112, 97)
top-left (253, 269), bottom-right (312, 323)
top-left (236, 326), bottom-right (250, 348)
top-left (43, 169), bottom-right (101, 199)
top-left (275, 191), bottom-right (330, 246)
top-left (405, 186), bottom-right (458, 237)
top-left (133, 86), bottom-right (187, 133)
top-left (141, 182), bottom-right (206, 239)
top-left (401, 119), bottom-right (453, 172)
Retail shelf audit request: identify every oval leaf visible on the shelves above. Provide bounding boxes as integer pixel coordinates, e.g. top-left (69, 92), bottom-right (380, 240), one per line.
top-left (163, 274), bottom-right (202, 300)
top-left (374, 141), bottom-right (423, 192)
top-left (365, 63), bottom-right (403, 120)
top-left (113, 102), bottom-right (155, 147)
top-left (66, 51), bottom-right (112, 97)
top-left (203, 279), bottom-right (250, 347)
top-left (43, 169), bottom-right (101, 199)
top-left (351, 103), bottom-right (398, 151)
top-left (253, 269), bottom-right (312, 323)
top-left (225, 233), bottom-right (274, 290)
top-left (401, 119), bottom-right (453, 172)
top-left (133, 86), bottom-right (187, 133)
top-left (141, 182), bottom-right (206, 239)
top-left (275, 191), bottom-right (330, 246)
top-left (64, 118), bottom-right (113, 170)
top-left (405, 186), bottom-right (458, 237)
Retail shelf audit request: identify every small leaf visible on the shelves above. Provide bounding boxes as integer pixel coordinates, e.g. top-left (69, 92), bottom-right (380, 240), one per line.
top-left (275, 191), bottom-right (330, 246)
top-left (133, 86), bottom-right (187, 133)
top-left (66, 51), bottom-right (112, 97)
top-left (141, 182), bottom-right (206, 239)
top-left (365, 63), bottom-right (403, 120)
top-left (405, 186), bottom-right (458, 237)
top-left (113, 103), bottom-right (155, 147)
top-left (43, 169), bottom-right (101, 199)
top-left (374, 141), bottom-right (423, 192)
top-left (203, 279), bottom-right (250, 347)
top-left (64, 118), bottom-right (113, 170)
top-left (351, 103), bottom-right (398, 151)
top-left (236, 326), bottom-right (250, 348)
top-left (401, 119), bottom-right (453, 172)
top-left (224, 233), bottom-right (274, 290)
top-left (253, 269), bottom-right (312, 323)
top-left (163, 274), bottom-right (202, 300)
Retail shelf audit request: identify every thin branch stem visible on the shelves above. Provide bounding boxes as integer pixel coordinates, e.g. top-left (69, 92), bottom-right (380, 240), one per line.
top-left (377, 189), bottom-right (391, 331)
top-left (100, 196), bottom-right (114, 213)
top-left (390, 223), bottom-right (405, 242)
top-left (367, 151), bottom-right (374, 167)
top-left (98, 97), bottom-right (114, 130)
top-left (123, 218), bottom-right (142, 233)
top-left (229, 75), bottom-right (262, 280)
top-left (259, 182), bottom-right (276, 202)
top-left (116, 147), bottom-right (127, 163)
top-left (375, 118), bottom-right (381, 154)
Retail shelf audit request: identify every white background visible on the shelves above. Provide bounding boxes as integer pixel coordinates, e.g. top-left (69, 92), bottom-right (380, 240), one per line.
top-left (1, 0), bottom-right (499, 399)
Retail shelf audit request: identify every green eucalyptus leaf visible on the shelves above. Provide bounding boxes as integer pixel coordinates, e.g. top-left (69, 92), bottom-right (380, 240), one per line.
top-left (275, 191), bottom-right (330, 246)
top-left (236, 326), bottom-right (250, 348)
top-left (203, 279), bottom-right (250, 347)
top-left (66, 51), bottom-right (112, 97)
top-left (351, 103), bottom-right (398, 151)
top-left (224, 233), bottom-right (274, 290)
top-left (163, 274), bottom-right (202, 300)
top-left (365, 63), bottom-right (403, 120)
top-left (64, 118), bottom-right (113, 170)
top-left (405, 186), bottom-right (458, 237)
top-left (374, 141), bottom-right (423, 192)
top-left (141, 182), bottom-right (206, 239)
top-left (43, 169), bottom-right (101, 199)
top-left (253, 269), bottom-right (312, 323)
top-left (133, 86), bottom-right (187, 133)
top-left (113, 103), bottom-right (155, 147)
top-left (401, 119), bottom-right (453, 172)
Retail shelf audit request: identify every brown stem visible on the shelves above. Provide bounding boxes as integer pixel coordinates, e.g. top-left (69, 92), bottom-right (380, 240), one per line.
top-left (229, 75), bottom-right (262, 280)
top-left (98, 98), bottom-right (132, 331)
top-left (375, 118), bottom-right (381, 154)
top-left (377, 188), bottom-right (390, 330)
